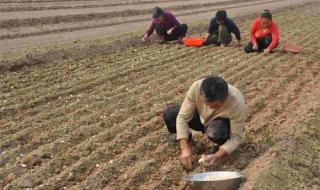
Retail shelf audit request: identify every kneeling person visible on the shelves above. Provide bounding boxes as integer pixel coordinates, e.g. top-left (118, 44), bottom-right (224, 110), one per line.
top-left (163, 76), bottom-right (246, 168)
top-left (204, 10), bottom-right (241, 47)
top-left (244, 10), bottom-right (279, 54)
top-left (142, 7), bottom-right (188, 43)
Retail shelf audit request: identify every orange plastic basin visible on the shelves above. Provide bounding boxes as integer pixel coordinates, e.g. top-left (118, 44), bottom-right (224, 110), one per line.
top-left (182, 37), bottom-right (204, 47)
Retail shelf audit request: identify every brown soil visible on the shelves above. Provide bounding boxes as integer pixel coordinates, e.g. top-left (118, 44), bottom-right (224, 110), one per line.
top-left (1, 2), bottom-right (320, 190)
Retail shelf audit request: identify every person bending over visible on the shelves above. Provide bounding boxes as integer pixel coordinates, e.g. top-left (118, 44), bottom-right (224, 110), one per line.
top-left (142, 7), bottom-right (188, 44)
top-left (244, 10), bottom-right (279, 54)
top-left (204, 10), bottom-right (241, 47)
top-left (163, 75), bottom-right (246, 168)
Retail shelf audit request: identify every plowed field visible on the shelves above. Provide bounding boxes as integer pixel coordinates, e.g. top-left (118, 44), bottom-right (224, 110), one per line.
top-left (1, 1), bottom-right (320, 190)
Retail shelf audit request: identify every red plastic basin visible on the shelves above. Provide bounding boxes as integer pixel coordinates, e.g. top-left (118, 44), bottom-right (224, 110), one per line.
top-left (283, 43), bottom-right (303, 54)
top-left (182, 37), bottom-right (204, 47)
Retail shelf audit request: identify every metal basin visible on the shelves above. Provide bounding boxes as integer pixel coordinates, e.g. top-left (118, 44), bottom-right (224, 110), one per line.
top-left (185, 171), bottom-right (244, 190)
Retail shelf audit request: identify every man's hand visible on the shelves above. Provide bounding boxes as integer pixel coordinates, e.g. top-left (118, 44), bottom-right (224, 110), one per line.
top-left (167, 28), bottom-right (174, 35)
top-left (263, 48), bottom-right (271, 55)
top-left (253, 43), bottom-right (258, 50)
top-left (180, 138), bottom-right (192, 169)
top-left (204, 33), bottom-right (210, 42)
top-left (141, 34), bottom-right (148, 42)
top-left (237, 40), bottom-right (241, 47)
top-left (203, 148), bottom-right (227, 167)
top-left (203, 154), bottom-right (220, 166)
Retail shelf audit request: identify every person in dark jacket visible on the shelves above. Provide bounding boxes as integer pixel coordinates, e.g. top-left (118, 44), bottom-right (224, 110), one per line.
top-left (204, 10), bottom-right (241, 47)
top-left (142, 7), bottom-right (188, 44)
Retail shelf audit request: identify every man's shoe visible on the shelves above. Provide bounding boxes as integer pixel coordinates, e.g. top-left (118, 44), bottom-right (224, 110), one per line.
top-left (167, 135), bottom-right (178, 145)
top-left (159, 40), bottom-right (167, 45)
top-left (177, 38), bottom-right (184, 44)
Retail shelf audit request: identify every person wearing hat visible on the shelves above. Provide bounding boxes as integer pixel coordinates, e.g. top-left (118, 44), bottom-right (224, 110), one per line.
top-left (244, 10), bottom-right (279, 54)
top-left (204, 10), bottom-right (241, 47)
top-left (163, 75), bottom-right (246, 168)
top-left (142, 7), bottom-right (188, 44)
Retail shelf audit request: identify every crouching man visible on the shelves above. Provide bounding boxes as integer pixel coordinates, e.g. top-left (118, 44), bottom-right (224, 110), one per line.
top-left (204, 10), bottom-right (241, 47)
top-left (163, 75), bottom-right (246, 168)
top-left (142, 7), bottom-right (188, 44)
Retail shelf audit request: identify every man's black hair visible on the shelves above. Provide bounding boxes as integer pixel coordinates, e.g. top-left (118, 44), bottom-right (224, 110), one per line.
top-left (152, 7), bottom-right (164, 18)
top-left (216, 10), bottom-right (227, 22)
top-left (200, 75), bottom-right (229, 102)
top-left (261, 9), bottom-right (272, 20)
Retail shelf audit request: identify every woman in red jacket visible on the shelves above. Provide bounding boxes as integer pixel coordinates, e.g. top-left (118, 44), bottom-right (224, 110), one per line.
top-left (244, 10), bottom-right (279, 54)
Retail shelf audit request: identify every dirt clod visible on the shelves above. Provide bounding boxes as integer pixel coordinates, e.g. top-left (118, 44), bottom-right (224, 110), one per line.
top-left (4, 173), bottom-right (16, 184)
top-left (18, 179), bottom-right (33, 188)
